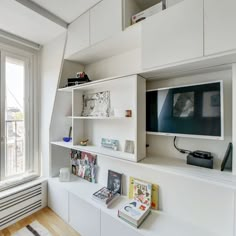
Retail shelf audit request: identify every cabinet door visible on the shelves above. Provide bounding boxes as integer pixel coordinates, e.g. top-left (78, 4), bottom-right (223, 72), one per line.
top-left (90, 0), bottom-right (122, 45)
top-left (48, 181), bottom-right (69, 222)
top-left (101, 211), bottom-right (142, 236)
top-left (69, 193), bottom-right (100, 236)
top-left (64, 12), bottom-right (90, 58)
top-left (204, 0), bottom-right (236, 55)
top-left (142, 0), bottom-right (204, 69)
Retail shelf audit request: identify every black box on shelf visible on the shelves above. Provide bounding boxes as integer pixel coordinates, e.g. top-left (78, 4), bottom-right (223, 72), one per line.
top-left (187, 152), bottom-right (213, 169)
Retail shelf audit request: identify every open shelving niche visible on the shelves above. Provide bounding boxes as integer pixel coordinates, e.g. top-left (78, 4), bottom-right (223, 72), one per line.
top-left (52, 74), bottom-right (146, 165)
top-left (123, 0), bottom-right (163, 29)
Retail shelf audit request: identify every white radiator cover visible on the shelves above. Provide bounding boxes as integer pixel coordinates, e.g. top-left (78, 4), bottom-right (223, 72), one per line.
top-left (0, 181), bottom-right (47, 230)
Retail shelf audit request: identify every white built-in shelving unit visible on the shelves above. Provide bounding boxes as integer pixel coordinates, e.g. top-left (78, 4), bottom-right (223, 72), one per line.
top-left (51, 74), bottom-right (146, 164)
top-left (48, 0), bottom-right (236, 235)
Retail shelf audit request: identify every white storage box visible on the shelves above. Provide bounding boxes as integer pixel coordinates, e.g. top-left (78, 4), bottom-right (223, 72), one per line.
top-left (132, 2), bottom-right (163, 24)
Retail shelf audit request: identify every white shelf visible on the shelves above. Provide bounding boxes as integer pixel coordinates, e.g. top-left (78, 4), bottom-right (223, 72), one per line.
top-left (51, 141), bottom-right (236, 189)
top-left (58, 73), bottom-right (138, 92)
top-left (140, 156), bottom-right (236, 189)
top-left (48, 176), bottom-right (219, 236)
top-left (72, 116), bottom-right (132, 120)
top-left (51, 141), bottom-right (135, 162)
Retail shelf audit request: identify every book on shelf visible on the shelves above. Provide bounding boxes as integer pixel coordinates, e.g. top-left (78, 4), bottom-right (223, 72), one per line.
top-left (133, 179), bottom-right (152, 206)
top-left (129, 177), bottom-right (159, 210)
top-left (92, 187), bottom-right (120, 207)
top-left (107, 169), bottom-right (122, 194)
top-left (92, 170), bottom-right (122, 207)
top-left (118, 200), bottom-right (151, 228)
top-left (118, 178), bottom-right (153, 227)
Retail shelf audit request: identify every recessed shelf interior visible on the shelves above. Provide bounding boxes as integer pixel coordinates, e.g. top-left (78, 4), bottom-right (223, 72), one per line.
top-left (70, 75), bottom-right (139, 158)
top-left (123, 0), bottom-right (162, 28)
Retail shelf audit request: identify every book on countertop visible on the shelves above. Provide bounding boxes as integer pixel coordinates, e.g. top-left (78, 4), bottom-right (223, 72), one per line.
top-left (92, 187), bottom-right (120, 208)
top-left (92, 170), bottom-right (122, 207)
top-left (129, 177), bottom-right (159, 210)
top-left (118, 200), bottom-right (151, 228)
top-left (133, 179), bottom-right (152, 207)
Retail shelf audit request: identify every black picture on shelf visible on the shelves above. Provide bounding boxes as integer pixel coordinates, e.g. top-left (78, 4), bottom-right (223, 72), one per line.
top-left (221, 142), bottom-right (232, 171)
top-left (107, 170), bottom-right (122, 194)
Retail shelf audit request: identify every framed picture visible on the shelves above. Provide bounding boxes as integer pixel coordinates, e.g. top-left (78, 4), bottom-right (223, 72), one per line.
top-left (124, 140), bottom-right (135, 154)
top-left (221, 142), bottom-right (232, 171)
top-left (81, 91), bottom-right (110, 117)
top-left (101, 138), bottom-right (119, 151)
top-left (107, 170), bottom-right (122, 194)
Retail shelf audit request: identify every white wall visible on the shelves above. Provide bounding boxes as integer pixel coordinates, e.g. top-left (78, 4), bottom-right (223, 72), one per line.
top-left (147, 70), bottom-right (232, 168)
top-left (84, 48), bottom-right (141, 81)
top-left (40, 32), bottom-right (67, 177)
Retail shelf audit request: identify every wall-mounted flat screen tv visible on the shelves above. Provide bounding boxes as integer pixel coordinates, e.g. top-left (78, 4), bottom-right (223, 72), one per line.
top-left (146, 81), bottom-right (224, 140)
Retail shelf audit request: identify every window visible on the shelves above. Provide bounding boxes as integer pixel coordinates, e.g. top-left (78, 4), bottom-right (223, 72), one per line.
top-left (0, 48), bottom-right (39, 189)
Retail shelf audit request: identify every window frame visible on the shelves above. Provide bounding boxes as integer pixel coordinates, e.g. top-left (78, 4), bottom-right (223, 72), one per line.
top-left (0, 42), bottom-right (39, 188)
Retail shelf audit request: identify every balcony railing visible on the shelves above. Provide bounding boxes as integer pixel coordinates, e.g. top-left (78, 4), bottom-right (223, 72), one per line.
top-left (5, 120), bottom-right (25, 177)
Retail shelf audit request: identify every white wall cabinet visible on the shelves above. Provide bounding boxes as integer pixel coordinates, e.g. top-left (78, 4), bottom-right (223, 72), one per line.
top-left (90, 0), bottom-right (122, 45)
top-left (48, 180), bottom-right (69, 222)
top-left (142, 0), bottom-right (204, 69)
top-left (69, 193), bottom-right (101, 236)
top-left (101, 211), bottom-right (142, 236)
top-left (204, 0), bottom-right (236, 56)
top-left (64, 12), bottom-right (90, 58)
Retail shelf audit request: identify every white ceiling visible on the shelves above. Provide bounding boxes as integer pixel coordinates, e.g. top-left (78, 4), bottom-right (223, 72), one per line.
top-left (0, 0), bottom-right (101, 45)
top-left (31, 0), bottom-right (101, 23)
top-left (0, 0), bottom-right (66, 45)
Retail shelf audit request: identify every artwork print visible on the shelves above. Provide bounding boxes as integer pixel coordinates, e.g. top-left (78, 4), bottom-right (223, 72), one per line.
top-left (70, 150), bottom-right (97, 183)
top-left (81, 91), bottom-right (110, 117)
top-left (107, 170), bottom-right (122, 194)
top-left (133, 179), bottom-right (152, 206)
top-left (173, 92), bottom-right (194, 117)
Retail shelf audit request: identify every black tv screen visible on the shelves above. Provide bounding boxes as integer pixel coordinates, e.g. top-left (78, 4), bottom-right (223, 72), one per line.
top-left (146, 81), bottom-right (223, 139)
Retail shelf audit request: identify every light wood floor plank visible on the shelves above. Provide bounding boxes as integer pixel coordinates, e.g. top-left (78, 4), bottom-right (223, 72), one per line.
top-left (0, 207), bottom-right (80, 236)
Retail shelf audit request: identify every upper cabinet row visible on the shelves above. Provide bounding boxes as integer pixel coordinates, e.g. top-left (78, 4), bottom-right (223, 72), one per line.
top-left (204, 0), bottom-right (236, 56)
top-left (65, 0), bottom-right (122, 59)
top-left (65, 0), bottom-right (236, 69)
top-left (143, 0), bottom-right (236, 69)
top-left (142, 0), bottom-right (203, 69)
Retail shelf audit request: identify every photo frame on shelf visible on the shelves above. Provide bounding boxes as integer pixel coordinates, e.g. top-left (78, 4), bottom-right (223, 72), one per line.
top-left (124, 140), bottom-right (135, 154)
top-left (101, 138), bottom-right (119, 151)
top-left (81, 91), bottom-right (110, 117)
top-left (221, 142), bottom-right (232, 171)
top-left (107, 170), bottom-right (122, 194)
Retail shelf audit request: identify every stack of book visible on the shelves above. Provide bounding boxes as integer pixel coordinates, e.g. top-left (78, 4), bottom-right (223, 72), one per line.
top-left (92, 170), bottom-right (122, 208)
top-left (118, 178), bottom-right (159, 228)
top-left (118, 200), bottom-right (151, 228)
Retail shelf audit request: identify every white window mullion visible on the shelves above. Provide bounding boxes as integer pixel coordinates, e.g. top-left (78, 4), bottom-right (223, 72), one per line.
top-left (0, 52), bottom-right (6, 181)
top-left (24, 58), bottom-right (31, 173)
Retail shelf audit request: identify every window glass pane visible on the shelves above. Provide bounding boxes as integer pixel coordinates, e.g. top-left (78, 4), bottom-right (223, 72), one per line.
top-left (5, 57), bottom-right (25, 177)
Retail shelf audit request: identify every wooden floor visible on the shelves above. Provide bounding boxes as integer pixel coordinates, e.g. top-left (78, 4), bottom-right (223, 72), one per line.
top-left (0, 207), bottom-right (80, 236)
